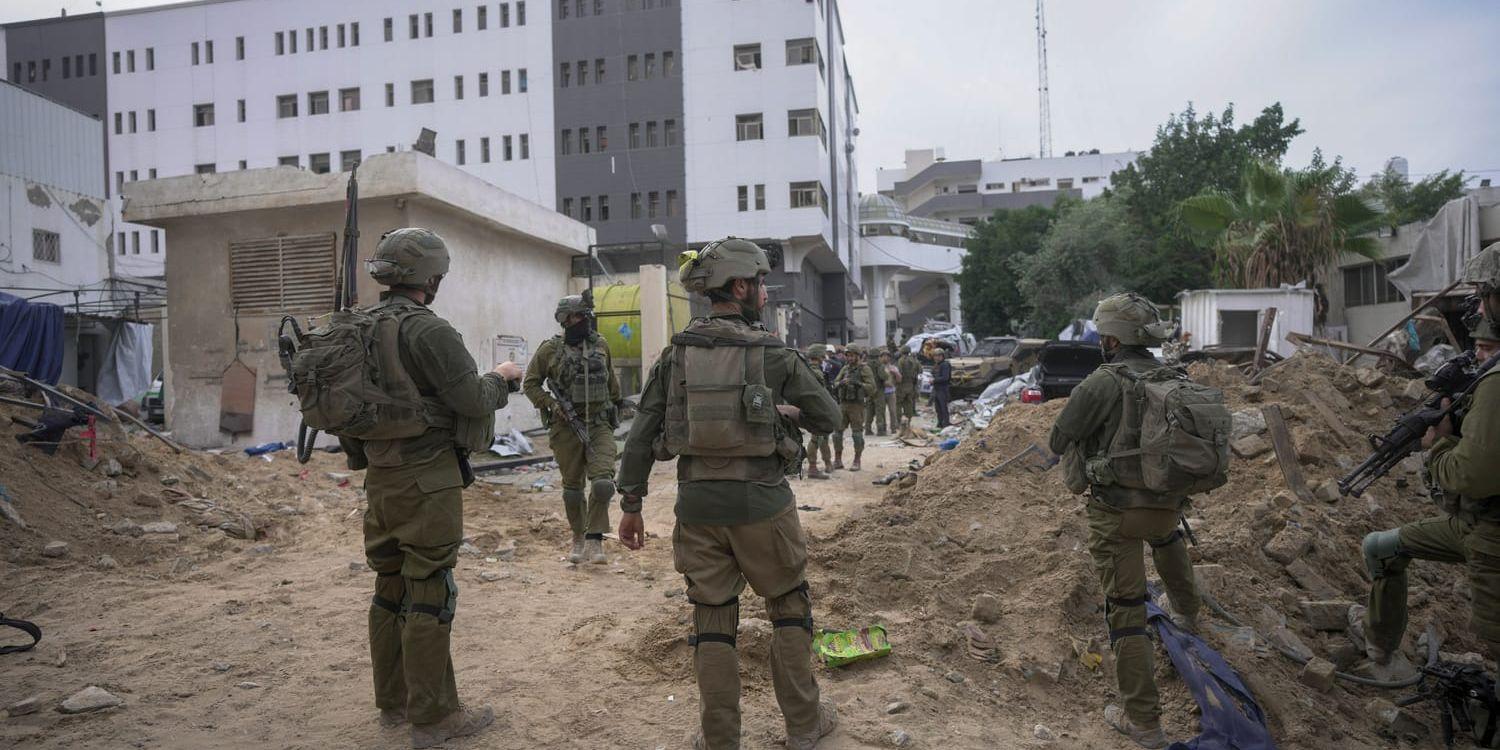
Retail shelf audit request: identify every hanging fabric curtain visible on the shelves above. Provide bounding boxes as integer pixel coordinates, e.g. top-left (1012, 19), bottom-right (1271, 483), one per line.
top-left (0, 291), bottom-right (66, 384)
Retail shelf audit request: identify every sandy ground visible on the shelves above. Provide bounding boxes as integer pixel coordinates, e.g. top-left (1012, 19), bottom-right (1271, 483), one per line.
top-left (0, 427), bottom-right (938, 750)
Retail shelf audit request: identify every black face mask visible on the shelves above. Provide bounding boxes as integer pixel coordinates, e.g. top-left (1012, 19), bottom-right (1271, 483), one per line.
top-left (565, 319), bottom-right (590, 345)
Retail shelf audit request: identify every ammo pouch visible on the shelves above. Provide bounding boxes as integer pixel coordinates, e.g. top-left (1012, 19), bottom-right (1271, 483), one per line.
top-left (663, 318), bottom-right (787, 484)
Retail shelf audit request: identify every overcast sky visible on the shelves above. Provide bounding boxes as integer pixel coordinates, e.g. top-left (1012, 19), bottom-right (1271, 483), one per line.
top-left (6, 0), bottom-right (1497, 193)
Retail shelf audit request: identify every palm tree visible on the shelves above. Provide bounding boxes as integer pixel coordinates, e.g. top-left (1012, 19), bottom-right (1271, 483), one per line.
top-left (1179, 159), bottom-right (1382, 288)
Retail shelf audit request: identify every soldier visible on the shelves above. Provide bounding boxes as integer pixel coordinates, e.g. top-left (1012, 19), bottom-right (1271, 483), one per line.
top-left (864, 347), bottom-right (890, 437)
top-left (615, 237), bottom-right (842, 750)
top-left (1048, 293), bottom-right (1200, 749)
top-left (804, 344), bottom-right (835, 480)
top-left (895, 345), bottom-right (921, 433)
top-left (347, 228), bottom-right (522, 748)
top-left (930, 347), bottom-right (952, 428)
top-left (1362, 255), bottom-right (1500, 682)
top-left (832, 344), bottom-right (876, 472)
top-left (523, 295), bottom-right (622, 565)
top-left (876, 349), bottom-right (901, 433)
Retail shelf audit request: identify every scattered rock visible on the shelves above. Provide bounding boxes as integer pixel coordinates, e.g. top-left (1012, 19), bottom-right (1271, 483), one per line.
top-left (1285, 559), bottom-right (1340, 599)
top-left (41, 541), bottom-right (69, 558)
top-left (1231, 410), bottom-right (1267, 440)
top-left (1300, 600), bottom-right (1353, 631)
top-left (1033, 724), bottom-right (1055, 741)
top-left (1355, 368), bottom-right (1386, 388)
top-left (5, 694), bottom-right (44, 717)
top-left (887, 729), bottom-right (912, 747)
top-left (132, 491), bottom-right (163, 508)
top-left (325, 472), bottom-right (352, 482)
top-left (1231, 434), bottom-right (1271, 459)
top-left (459, 542), bottom-right (484, 558)
top-left (494, 541), bottom-right (518, 562)
top-left (140, 521), bottom-right (178, 535)
top-left (1327, 640), bottom-right (1364, 671)
top-left (918, 686), bottom-right (940, 700)
top-left (1263, 525), bottom-right (1312, 565)
top-left (58, 686), bottom-right (123, 713)
top-left (1366, 697), bottom-right (1428, 741)
top-left (1313, 479), bottom-right (1341, 503)
top-left (1266, 627), bottom-right (1315, 662)
top-left (236, 681), bottom-right (261, 690)
top-left (110, 519), bottom-right (143, 537)
top-left (101, 458), bottom-right (123, 477)
top-left (160, 475), bottom-right (180, 486)
top-left (1193, 564), bottom-right (1226, 596)
top-left (1401, 380), bottom-right (1427, 402)
top-left (185, 465), bottom-right (213, 483)
top-left (1299, 658), bottom-right (1337, 692)
top-left (247, 544), bottom-right (275, 556)
top-left (479, 570), bottom-right (506, 582)
top-left (663, 588), bottom-right (685, 599)
top-left (944, 670), bottom-right (965, 683)
top-left (97, 555), bottom-right (119, 570)
top-left (0, 495), bottom-right (25, 529)
top-left (970, 593), bottom-right (1001, 624)
top-left (274, 505), bottom-right (303, 516)
top-left (884, 701), bottom-right (908, 715)
top-left (211, 661), bottom-right (232, 672)
top-left (348, 561), bottom-right (370, 572)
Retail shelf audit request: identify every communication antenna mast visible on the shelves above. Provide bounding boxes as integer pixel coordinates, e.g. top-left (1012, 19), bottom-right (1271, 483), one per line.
top-left (1035, 0), bottom-right (1053, 159)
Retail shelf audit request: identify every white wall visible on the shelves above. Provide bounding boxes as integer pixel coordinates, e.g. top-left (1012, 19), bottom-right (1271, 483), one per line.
top-left (1178, 289), bottom-right (1317, 359)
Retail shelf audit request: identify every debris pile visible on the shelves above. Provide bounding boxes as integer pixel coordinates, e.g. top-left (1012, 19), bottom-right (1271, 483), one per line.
top-left (811, 350), bottom-right (1473, 748)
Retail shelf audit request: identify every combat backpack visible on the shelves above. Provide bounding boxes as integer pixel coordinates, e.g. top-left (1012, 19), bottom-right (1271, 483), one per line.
top-left (1102, 364), bottom-right (1231, 496)
top-left (286, 300), bottom-right (432, 440)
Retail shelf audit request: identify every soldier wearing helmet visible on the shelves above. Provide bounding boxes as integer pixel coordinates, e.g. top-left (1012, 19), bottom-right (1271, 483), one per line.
top-left (1047, 292), bottom-right (1198, 749)
top-left (353, 227), bottom-right (522, 747)
top-left (523, 294), bottom-right (622, 565)
top-left (616, 238), bottom-right (842, 749)
top-left (1360, 277), bottom-right (1500, 697)
top-left (803, 343), bottom-right (836, 479)
top-left (831, 343), bottom-right (876, 471)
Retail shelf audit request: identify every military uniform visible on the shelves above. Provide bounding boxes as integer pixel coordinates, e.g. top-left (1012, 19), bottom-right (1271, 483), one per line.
top-left (523, 300), bottom-right (622, 564)
top-left (337, 228), bottom-right (508, 746)
top-left (832, 348), bottom-right (876, 471)
top-left (1047, 293), bottom-right (1196, 748)
top-left (804, 344), bottom-right (836, 478)
top-left (895, 350), bottom-right (920, 428)
top-left (617, 238), bottom-right (841, 750)
top-left (864, 355), bottom-right (890, 436)
top-left (1363, 310), bottom-right (1500, 668)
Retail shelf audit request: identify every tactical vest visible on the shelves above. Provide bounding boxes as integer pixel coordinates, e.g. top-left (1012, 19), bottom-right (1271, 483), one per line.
top-left (553, 335), bottom-right (612, 406)
top-left (1432, 368), bottom-right (1500, 522)
top-left (836, 364), bottom-right (870, 403)
top-left (659, 317), bottom-right (798, 484)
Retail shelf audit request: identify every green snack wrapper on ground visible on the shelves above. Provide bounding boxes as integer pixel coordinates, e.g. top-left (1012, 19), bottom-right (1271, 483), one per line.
top-left (813, 625), bottom-right (892, 667)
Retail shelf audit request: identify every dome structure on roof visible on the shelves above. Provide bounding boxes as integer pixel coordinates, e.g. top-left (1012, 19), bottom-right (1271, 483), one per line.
top-left (859, 192), bottom-right (910, 226)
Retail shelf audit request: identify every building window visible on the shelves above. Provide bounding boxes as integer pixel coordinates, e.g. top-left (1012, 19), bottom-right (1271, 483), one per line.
top-left (238, 160), bottom-right (248, 170)
top-left (479, 72), bottom-right (489, 96)
top-left (64, 55), bottom-right (72, 79)
top-left (130, 169), bottom-right (139, 182)
top-left (648, 191), bottom-right (660, 219)
top-left (628, 123), bottom-right (640, 149)
top-left (733, 43), bottom-right (761, 71)
top-left (645, 120), bottom-right (658, 147)
top-left (277, 94), bottom-right (298, 118)
top-left (149, 168), bottom-right (157, 178)
top-left (319, 26), bottom-right (328, 50)
top-left (755, 184), bottom-right (765, 210)
top-left (580, 196), bottom-right (592, 222)
top-left (308, 91), bottom-right (330, 115)
top-left (594, 0), bottom-right (604, 13)
top-left (1057, 178), bottom-right (1074, 190)
top-left (309, 153), bottom-right (331, 174)
top-left (577, 59), bottom-right (589, 85)
top-left (237, 100), bottom-right (245, 122)
top-left (579, 128), bottom-right (591, 153)
top-left (385, 83), bottom-right (395, 107)
top-left (738, 185), bottom-right (748, 212)
top-left (424, 12), bottom-right (434, 36)
top-left (191, 43), bottom-right (200, 65)
top-left (32, 230), bottom-right (60, 264)
top-left (478, 5), bottom-right (488, 29)
top-left (630, 192), bottom-right (642, 219)
top-left (454, 75), bottom-right (465, 99)
top-left (596, 126), bottom-right (608, 151)
top-left (562, 198), bottom-right (574, 217)
top-left (196, 163), bottom-right (217, 174)
top-left (148, 109), bottom-right (157, 130)
top-left (1343, 257), bottom-right (1408, 307)
top-left (666, 190), bottom-right (679, 217)
top-left (598, 195), bottom-right (610, 221)
top-left (337, 24), bottom-right (346, 47)
top-left (735, 113), bottom-right (763, 141)
top-left (128, 111), bottom-right (136, 133)
top-left (785, 37), bottom-right (818, 67)
top-left (559, 0), bottom-right (569, 20)
top-left (644, 52), bottom-right (656, 78)
top-left (560, 129), bottom-right (573, 155)
top-left (236, 36), bottom-right (245, 59)
top-left (194, 103), bottom-right (215, 127)
top-left (518, 68), bottom-right (528, 92)
top-left (114, 112), bottom-right (123, 135)
top-left (205, 39), bottom-right (215, 63)
top-left (276, 31), bottom-right (285, 54)
top-left (790, 181), bottom-right (822, 210)
top-left (456, 139), bottom-right (467, 165)
top-left (501, 2), bottom-right (511, 27)
top-left (89, 54), bottom-right (97, 76)
top-left (481, 137), bottom-right (491, 162)
top-left (409, 14), bottom-right (420, 39)
top-left (279, 155), bottom-right (300, 167)
top-left (112, 51), bottom-right (120, 74)
top-left (595, 58), bottom-right (606, 82)
top-left (627, 54), bottom-right (639, 81)
top-left (127, 50), bottom-right (136, 72)
top-left (787, 108), bottom-right (824, 139)
top-left (453, 8), bottom-right (463, 32)
top-left (129, 231), bottom-right (140, 255)
top-left (340, 87), bottom-right (360, 111)
top-left (384, 17), bottom-right (394, 41)
top-left (335, 151), bottom-right (359, 171)
top-left (151, 233), bottom-right (160, 253)
top-left (117, 231), bottom-right (125, 255)
top-left (411, 79), bottom-right (435, 104)
top-left (146, 48), bottom-right (155, 70)
top-left (663, 50), bottom-right (676, 76)
top-left (503, 135), bottom-right (514, 161)
top-left (352, 22), bottom-right (360, 45)
top-left (501, 70), bottom-right (512, 94)
top-left (560, 62), bottom-right (571, 88)
top-left (518, 1), bottom-right (526, 25)
top-left (520, 133), bottom-right (529, 159)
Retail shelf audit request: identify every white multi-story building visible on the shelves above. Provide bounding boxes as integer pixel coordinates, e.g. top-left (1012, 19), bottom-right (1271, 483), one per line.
top-left (876, 147), bottom-right (1140, 224)
top-left (4, 0), bottom-right (860, 347)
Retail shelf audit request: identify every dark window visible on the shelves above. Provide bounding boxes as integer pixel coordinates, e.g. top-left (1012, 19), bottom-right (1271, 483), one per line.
top-left (785, 37), bottom-right (817, 66)
top-left (308, 91), bottom-right (330, 115)
top-left (627, 54), bottom-right (638, 80)
top-left (577, 59), bottom-right (588, 85)
top-left (32, 230), bottom-right (60, 263)
top-left (664, 118), bottom-right (678, 146)
top-left (236, 100), bottom-right (245, 122)
top-left (738, 185), bottom-right (748, 212)
top-left (501, 2), bottom-right (511, 26)
top-left (628, 123), bottom-right (640, 149)
top-left (478, 5), bottom-right (488, 29)
top-left (644, 52), bottom-right (655, 78)
top-left (337, 24), bottom-right (346, 47)
top-left (411, 79), bottom-right (435, 104)
top-left (790, 181), bottom-right (822, 210)
top-left (663, 50), bottom-right (675, 76)
top-left (520, 133), bottom-right (529, 158)
top-left (194, 103), bottom-right (215, 127)
top-left (645, 121), bottom-right (658, 147)
top-left (559, 62), bottom-right (571, 88)
top-left (89, 53), bottom-right (97, 76)
top-left (518, 1), bottom-right (526, 25)
top-left (352, 22), bottom-right (360, 45)
top-left (562, 198), bottom-right (574, 217)
top-left (581, 196), bottom-right (592, 221)
top-left (309, 153), bottom-right (331, 174)
top-left (648, 191), bottom-right (660, 219)
top-left (1343, 257), bottom-right (1408, 307)
top-left (277, 94), bottom-right (298, 118)
top-left (409, 14), bottom-right (419, 39)
top-left (631, 192), bottom-right (642, 219)
top-left (501, 70), bottom-right (512, 94)
top-left (666, 190), bottom-right (679, 217)
top-left (755, 184), bottom-right (765, 210)
top-left (62, 57), bottom-right (70, 79)
top-left (236, 36), bottom-right (245, 59)
top-left (340, 87), bottom-right (360, 111)
top-left (385, 17), bottom-right (394, 41)
top-left (735, 113), bottom-right (763, 141)
top-left (559, 0), bottom-right (569, 19)
top-left (196, 163), bottom-right (217, 174)
top-left (191, 43), bottom-right (199, 65)
top-left (481, 137), bottom-right (491, 162)
top-left (518, 68), bottom-right (528, 92)
top-left (560, 129), bottom-right (573, 155)
top-left (598, 195), bottom-right (610, 221)
top-left (596, 126), bottom-right (607, 151)
top-left (148, 109), bottom-right (157, 130)
top-left (319, 26), bottom-right (328, 49)
top-left (479, 72), bottom-right (489, 96)
top-left (146, 48), bottom-right (154, 70)
top-left (127, 50), bottom-right (135, 72)
top-left (733, 43), bottom-right (761, 71)
top-left (129, 111), bottom-right (137, 133)
top-left (112, 51), bottom-right (120, 74)
top-left (276, 31), bottom-right (285, 54)
top-left (385, 83), bottom-right (395, 107)
top-left (279, 155), bottom-right (300, 166)
top-left (579, 127), bottom-right (590, 153)
top-left (453, 8), bottom-right (463, 32)
top-left (424, 12), bottom-right (433, 36)
top-left (595, 58), bottom-right (605, 82)
top-left (454, 75), bottom-right (464, 99)
top-left (456, 139), bottom-right (466, 165)
top-left (503, 135), bottom-right (514, 161)
top-left (206, 40), bottom-right (214, 63)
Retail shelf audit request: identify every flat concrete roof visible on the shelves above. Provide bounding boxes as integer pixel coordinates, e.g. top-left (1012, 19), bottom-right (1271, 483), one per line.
top-left (121, 151), bottom-right (592, 256)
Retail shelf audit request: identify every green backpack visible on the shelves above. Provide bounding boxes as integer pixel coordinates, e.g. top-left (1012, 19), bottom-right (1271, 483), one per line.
top-left (1102, 364), bottom-right (1231, 496)
top-left (287, 302), bottom-right (432, 440)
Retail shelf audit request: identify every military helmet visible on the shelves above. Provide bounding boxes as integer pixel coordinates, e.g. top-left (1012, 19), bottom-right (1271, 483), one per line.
top-left (678, 237), bottom-right (772, 294)
top-left (807, 343), bottom-right (828, 359)
top-left (845, 343), bottom-right (865, 357)
top-left (1469, 310), bottom-right (1500, 342)
top-left (1465, 244), bottom-right (1500, 293)
top-left (367, 228), bottom-right (450, 287)
top-left (555, 295), bottom-right (592, 325)
top-left (1093, 292), bottom-right (1174, 345)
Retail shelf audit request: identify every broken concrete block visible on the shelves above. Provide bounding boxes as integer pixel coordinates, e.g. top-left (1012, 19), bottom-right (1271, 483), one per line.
top-left (1231, 410), bottom-right (1267, 440)
top-left (1355, 368), bottom-right (1386, 388)
top-left (1285, 559), bottom-right (1340, 599)
top-left (1299, 658), bottom-right (1337, 692)
top-left (1365, 697), bottom-right (1428, 741)
top-left (41, 541), bottom-right (68, 558)
top-left (1401, 380), bottom-right (1427, 402)
top-left (1300, 600), bottom-right (1353, 631)
top-left (58, 686), bottom-right (123, 714)
top-left (1327, 639), bottom-right (1364, 670)
top-left (1263, 525), bottom-right (1312, 565)
top-left (970, 593), bottom-right (1001, 624)
top-left (1231, 434), bottom-right (1271, 459)
top-left (1267, 626), bottom-right (1315, 662)
top-left (1313, 479), bottom-right (1341, 503)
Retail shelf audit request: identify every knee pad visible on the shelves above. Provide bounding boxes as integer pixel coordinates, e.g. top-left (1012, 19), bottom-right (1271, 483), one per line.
top-left (590, 478), bottom-right (615, 504)
top-left (689, 596), bottom-right (739, 648)
top-left (371, 571), bottom-right (404, 616)
top-left (1104, 592), bottom-right (1150, 646)
top-left (1363, 529), bottom-right (1408, 580)
top-left (405, 568), bottom-right (458, 625)
top-left (767, 581), bottom-right (815, 636)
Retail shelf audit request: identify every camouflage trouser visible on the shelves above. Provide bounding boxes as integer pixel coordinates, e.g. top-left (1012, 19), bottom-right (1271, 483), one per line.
top-left (1085, 499), bottom-right (1198, 730)
top-left (1365, 514), bottom-right (1500, 660)
top-left (551, 413), bottom-right (616, 537)
top-left (896, 391), bottom-right (917, 421)
top-left (673, 505), bottom-right (819, 749)
top-left (806, 433), bottom-right (832, 467)
top-left (835, 402), bottom-right (866, 453)
top-left (865, 392), bottom-right (895, 434)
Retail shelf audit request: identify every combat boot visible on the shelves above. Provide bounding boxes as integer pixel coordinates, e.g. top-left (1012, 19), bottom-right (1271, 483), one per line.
top-left (1104, 704), bottom-right (1167, 749)
top-left (584, 537), bottom-right (608, 565)
top-left (785, 699), bottom-right (839, 750)
top-left (807, 467), bottom-right (830, 480)
top-left (568, 534), bottom-right (585, 564)
top-left (832, 447), bottom-right (844, 471)
top-left (1362, 645), bottom-right (1418, 682)
top-left (379, 708), bottom-right (407, 728)
top-left (850, 448), bottom-right (863, 472)
top-left (411, 704), bottom-right (495, 749)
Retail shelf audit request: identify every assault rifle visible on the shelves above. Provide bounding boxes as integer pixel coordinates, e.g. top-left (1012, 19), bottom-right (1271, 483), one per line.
top-left (1397, 660), bottom-right (1500, 748)
top-left (546, 377), bottom-right (593, 462)
top-left (1339, 349), bottom-right (1500, 498)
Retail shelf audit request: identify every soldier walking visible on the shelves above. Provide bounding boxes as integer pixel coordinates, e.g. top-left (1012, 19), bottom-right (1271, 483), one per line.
top-left (832, 344), bottom-right (875, 472)
top-left (523, 295), bottom-right (622, 565)
top-left (345, 228), bottom-right (522, 748)
top-left (615, 238), bottom-right (842, 750)
top-left (895, 346), bottom-right (921, 433)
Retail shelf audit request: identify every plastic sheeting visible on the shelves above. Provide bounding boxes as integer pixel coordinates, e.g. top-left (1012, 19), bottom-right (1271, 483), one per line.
top-left (95, 321), bottom-right (154, 406)
top-left (1147, 592), bottom-right (1277, 750)
top-left (1388, 194), bottom-right (1490, 297)
top-left (0, 291), bottom-right (66, 384)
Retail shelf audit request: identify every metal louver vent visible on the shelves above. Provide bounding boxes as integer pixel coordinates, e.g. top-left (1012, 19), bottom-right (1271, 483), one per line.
top-left (228, 233), bottom-right (336, 314)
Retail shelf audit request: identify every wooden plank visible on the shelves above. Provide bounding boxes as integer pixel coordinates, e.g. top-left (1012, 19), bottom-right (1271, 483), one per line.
top-left (1285, 331), bottom-right (1411, 369)
top-left (1254, 307), bottom-right (1278, 374)
top-left (1263, 404), bottom-right (1316, 504)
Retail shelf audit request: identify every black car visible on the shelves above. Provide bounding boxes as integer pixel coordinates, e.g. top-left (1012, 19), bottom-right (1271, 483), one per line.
top-left (1036, 341), bottom-right (1104, 400)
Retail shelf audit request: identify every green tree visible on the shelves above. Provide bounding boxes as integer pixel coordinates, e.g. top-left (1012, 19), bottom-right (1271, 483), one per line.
top-left (1359, 166), bottom-right (1468, 229)
top-left (1111, 103), bottom-right (1304, 300)
top-left (1179, 157), bottom-right (1382, 288)
top-left (1017, 194), bottom-right (1147, 335)
top-left (957, 202), bottom-right (1059, 336)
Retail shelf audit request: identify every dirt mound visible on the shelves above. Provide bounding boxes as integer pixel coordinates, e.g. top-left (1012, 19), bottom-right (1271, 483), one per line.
top-left (812, 351), bottom-right (1467, 748)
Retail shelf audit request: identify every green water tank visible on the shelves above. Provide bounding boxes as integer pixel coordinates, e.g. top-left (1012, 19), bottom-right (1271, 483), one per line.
top-left (591, 282), bottom-right (692, 360)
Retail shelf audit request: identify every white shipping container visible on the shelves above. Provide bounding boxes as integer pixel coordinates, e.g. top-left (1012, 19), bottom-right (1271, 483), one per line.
top-left (1176, 288), bottom-right (1318, 359)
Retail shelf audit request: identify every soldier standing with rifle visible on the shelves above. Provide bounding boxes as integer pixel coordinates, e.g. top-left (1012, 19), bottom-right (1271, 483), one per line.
top-left (832, 344), bottom-right (876, 472)
top-left (615, 238), bottom-right (842, 750)
top-left (863, 347), bottom-right (890, 437)
top-left (1361, 247), bottom-right (1500, 683)
top-left (524, 295), bottom-right (622, 565)
top-left (895, 345), bottom-right (921, 433)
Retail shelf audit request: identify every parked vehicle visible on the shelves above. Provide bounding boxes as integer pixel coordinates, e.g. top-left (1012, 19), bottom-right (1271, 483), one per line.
top-left (1035, 341), bottom-right (1105, 400)
top-left (947, 336), bottom-right (1048, 399)
top-left (141, 374), bottom-right (165, 424)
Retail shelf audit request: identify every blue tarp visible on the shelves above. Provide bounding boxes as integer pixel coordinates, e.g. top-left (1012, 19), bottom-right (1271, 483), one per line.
top-left (0, 291), bottom-right (66, 384)
top-left (1146, 590), bottom-right (1277, 750)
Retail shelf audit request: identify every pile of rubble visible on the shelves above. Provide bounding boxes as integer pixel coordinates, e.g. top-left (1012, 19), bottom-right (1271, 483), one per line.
top-left (811, 351), bottom-right (1470, 748)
